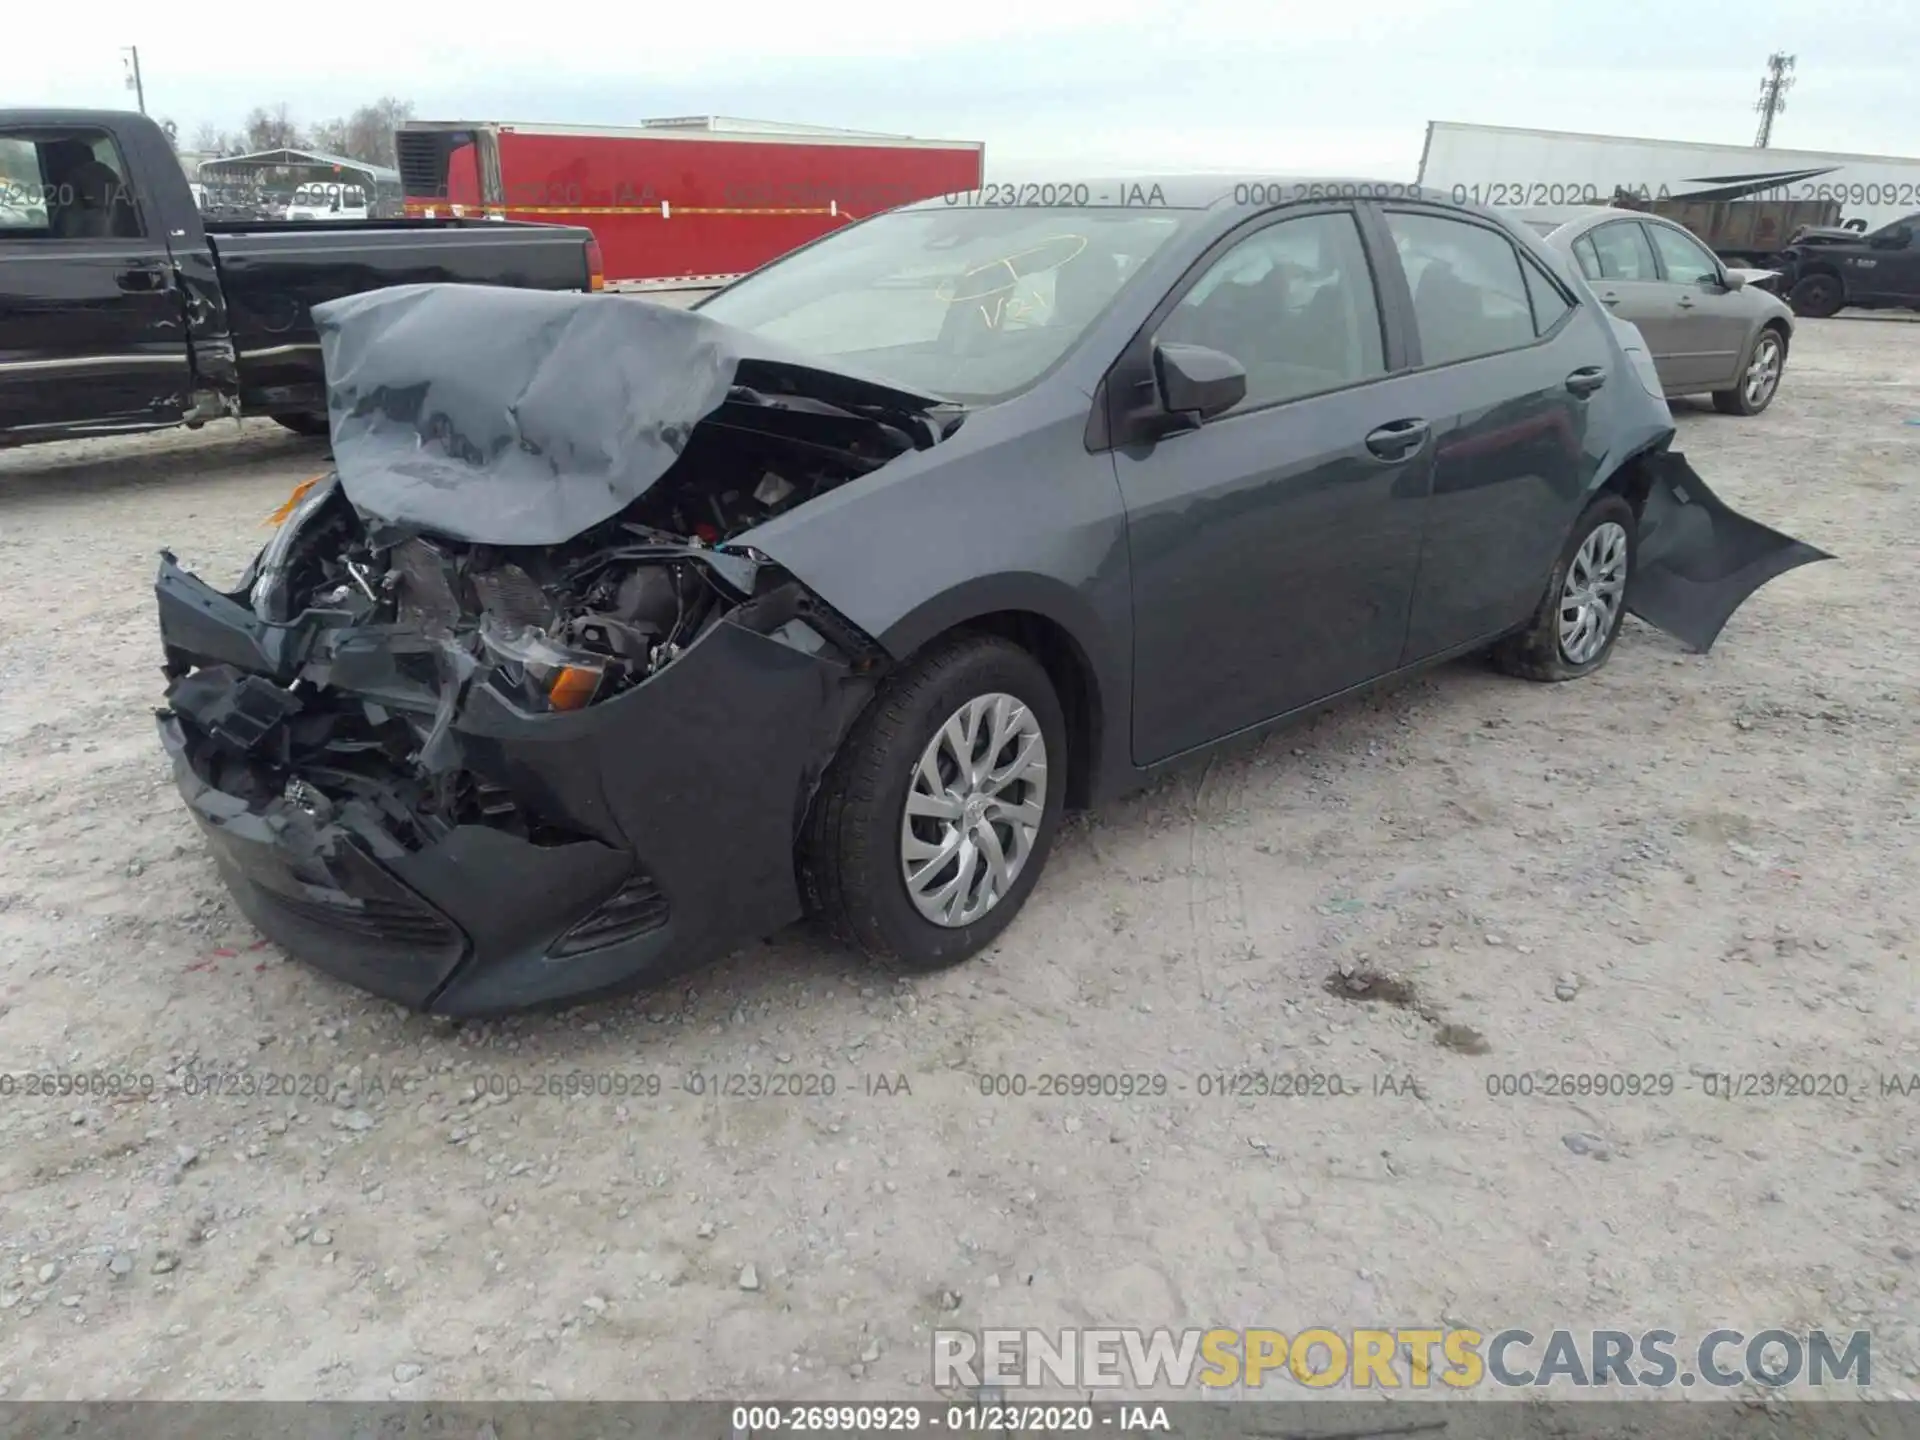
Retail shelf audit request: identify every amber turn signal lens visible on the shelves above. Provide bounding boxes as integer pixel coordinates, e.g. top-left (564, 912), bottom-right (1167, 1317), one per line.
top-left (546, 664), bottom-right (603, 712)
top-left (265, 475), bottom-right (322, 527)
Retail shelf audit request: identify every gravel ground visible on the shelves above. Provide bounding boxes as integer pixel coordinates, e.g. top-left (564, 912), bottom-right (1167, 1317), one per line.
top-left (0, 318), bottom-right (1915, 1402)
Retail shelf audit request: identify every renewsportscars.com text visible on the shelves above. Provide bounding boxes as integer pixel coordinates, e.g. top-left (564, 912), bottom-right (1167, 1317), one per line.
top-left (932, 1327), bottom-right (1871, 1391)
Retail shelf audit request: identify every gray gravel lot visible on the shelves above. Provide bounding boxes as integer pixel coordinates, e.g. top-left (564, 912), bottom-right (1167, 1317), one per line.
top-left (0, 317), bottom-right (1915, 1401)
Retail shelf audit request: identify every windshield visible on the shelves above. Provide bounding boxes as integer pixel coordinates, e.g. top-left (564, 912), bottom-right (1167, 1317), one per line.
top-left (696, 206), bottom-right (1190, 401)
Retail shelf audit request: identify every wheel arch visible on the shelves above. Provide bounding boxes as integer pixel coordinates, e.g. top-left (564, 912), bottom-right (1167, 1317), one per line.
top-left (875, 576), bottom-right (1118, 811)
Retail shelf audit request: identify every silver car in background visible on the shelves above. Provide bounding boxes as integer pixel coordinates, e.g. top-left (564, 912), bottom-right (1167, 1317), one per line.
top-left (1512, 206), bottom-right (1795, 416)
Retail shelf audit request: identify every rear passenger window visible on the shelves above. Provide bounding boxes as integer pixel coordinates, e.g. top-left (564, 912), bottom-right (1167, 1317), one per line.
top-left (1157, 210), bottom-right (1386, 411)
top-left (1586, 221), bottom-right (1658, 281)
top-left (1571, 235), bottom-right (1602, 282)
top-left (1384, 211), bottom-right (1537, 366)
top-left (1522, 259), bottom-right (1572, 335)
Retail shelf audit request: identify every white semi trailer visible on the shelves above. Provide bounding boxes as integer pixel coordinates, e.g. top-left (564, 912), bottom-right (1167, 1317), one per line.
top-left (1417, 121), bottom-right (1920, 263)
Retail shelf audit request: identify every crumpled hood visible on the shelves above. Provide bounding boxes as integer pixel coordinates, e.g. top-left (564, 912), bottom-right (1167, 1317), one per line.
top-left (312, 284), bottom-right (946, 546)
top-left (1785, 226), bottom-right (1860, 247)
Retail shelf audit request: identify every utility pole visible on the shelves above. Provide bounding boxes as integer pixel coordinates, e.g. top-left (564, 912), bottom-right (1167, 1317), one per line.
top-left (1754, 52), bottom-right (1794, 148)
top-left (122, 46), bottom-right (146, 114)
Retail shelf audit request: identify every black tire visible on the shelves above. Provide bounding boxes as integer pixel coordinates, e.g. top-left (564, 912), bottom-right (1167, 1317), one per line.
top-left (1491, 493), bottom-right (1638, 682)
top-left (800, 633), bottom-right (1067, 972)
top-left (1787, 273), bottom-right (1843, 319)
top-left (273, 412), bottom-right (330, 437)
top-left (1712, 325), bottom-right (1787, 416)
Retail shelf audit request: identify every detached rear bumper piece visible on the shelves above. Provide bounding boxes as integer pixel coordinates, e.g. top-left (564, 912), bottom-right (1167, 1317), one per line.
top-left (1630, 451), bottom-right (1833, 653)
top-left (156, 559), bottom-right (875, 1015)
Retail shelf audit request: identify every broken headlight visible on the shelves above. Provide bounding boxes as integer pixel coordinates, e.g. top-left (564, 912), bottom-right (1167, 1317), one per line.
top-left (250, 473), bottom-right (339, 620)
top-left (478, 617), bottom-right (605, 713)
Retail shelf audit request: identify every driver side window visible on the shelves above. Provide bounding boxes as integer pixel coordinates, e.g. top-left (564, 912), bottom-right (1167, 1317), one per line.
top-left (1646, 223), bottom-right (1720, 285)
top-left (1156, 210), bottom-right (1386, 414)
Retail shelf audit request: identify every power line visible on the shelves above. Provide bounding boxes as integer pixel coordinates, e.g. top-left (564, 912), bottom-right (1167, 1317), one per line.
top-left (1754, 52), bottom-right (1794, 148)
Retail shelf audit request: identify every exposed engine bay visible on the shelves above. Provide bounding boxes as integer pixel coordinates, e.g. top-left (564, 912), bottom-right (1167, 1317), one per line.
top-left (160, 362), bottom-right (938, 860)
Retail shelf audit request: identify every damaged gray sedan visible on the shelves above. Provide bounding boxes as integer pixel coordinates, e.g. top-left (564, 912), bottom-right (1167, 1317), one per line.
top-left (154, 180), bottom-right (1829, 1014)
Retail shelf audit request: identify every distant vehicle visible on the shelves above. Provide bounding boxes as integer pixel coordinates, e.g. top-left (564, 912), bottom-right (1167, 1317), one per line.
top-left (0, 109), bottom-right (604, 448)
top-left (1603, 185), bottom-right (1838, 269)
top-left (286, 181), bottom-right (368, 221)
top-left (1515, 206), bottom-right (1795, 415)
top-left (1419, 121), bottom-right (1920, 262)
top-left (1769, 209), bottom-right (1920, 317)
top-left (396, 115), bottom-right (983, 289)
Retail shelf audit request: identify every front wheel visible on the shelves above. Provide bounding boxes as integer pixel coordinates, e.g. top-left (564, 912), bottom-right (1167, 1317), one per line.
top-left (1787, 273), bottom-right (1843, 319)
top-left (801, 634), bottom-right (1066, 972)
top-left (1492, 493), bottom-right (1638, 682)
top-left (1712, 327), bottom-right (1786, 415)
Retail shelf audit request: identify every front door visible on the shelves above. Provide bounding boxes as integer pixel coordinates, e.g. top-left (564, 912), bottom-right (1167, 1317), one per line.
top-left (1112, 206), bottom-right (1432, 765)
top-left (1847, 214), bottom-right (1920, 303)
top-left (1643, 220), bottom-right (1750, 390)
top-left (0, 125), bottom-right (184, 439)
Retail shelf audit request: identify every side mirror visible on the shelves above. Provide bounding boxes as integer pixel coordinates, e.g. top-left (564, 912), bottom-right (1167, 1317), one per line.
top-left (1719, 269), bottom-right (1747, 291)
top-left (1871, 225), bottom-right (1912, 250)
top-left (1154, 342), bottom-right (1246, 422)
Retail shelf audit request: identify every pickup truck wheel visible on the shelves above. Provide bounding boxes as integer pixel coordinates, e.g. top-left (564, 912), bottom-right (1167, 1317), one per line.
top-left (1712, 326), bottom-right (1786, 416)
top-left (1492, 493), bottom-right (1637, 683)
top-left (273, 412), bottom-right (330, 437)
top-left (1787, 273), bottom-right (1843, 319)
top-left (800, 634), bottom-right (1066, 973)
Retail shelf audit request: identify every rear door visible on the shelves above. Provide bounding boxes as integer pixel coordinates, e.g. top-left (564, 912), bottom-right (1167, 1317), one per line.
top-left (0, 124), bottom-right (185, 438)
top-left (1642, 220), bottom-right (1748, 390)
top-left (1375, 204), bottom-right (1607, 659)
top-left (1571, 219), bottom-right (1682, 386)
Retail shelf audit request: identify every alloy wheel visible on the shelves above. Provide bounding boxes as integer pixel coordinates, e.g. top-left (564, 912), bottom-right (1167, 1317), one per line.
top-left (899, 692), bottom-right (1048, 927)
top-left (1558, 521), bottom-right (1629, 665)
top-left (1744, 333), bottom-right (1783, 408)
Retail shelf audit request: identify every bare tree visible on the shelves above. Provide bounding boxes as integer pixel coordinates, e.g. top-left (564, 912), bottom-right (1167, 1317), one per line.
top-left (243, 103), bottom-right (303, 153)
top-left (308, 117), bottom-right (351, 155)
top-left (191, 121), bottom-right (223, 153)
top-left (309, 97), bottom-right (416, 167)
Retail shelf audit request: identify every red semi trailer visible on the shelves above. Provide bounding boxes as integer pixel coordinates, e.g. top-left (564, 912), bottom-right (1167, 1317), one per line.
top-left (396, 116), bottom-right (984, 291)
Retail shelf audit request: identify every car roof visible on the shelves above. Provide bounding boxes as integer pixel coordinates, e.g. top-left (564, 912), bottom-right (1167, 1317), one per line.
top-left (1511, 205), bottom-right (1696, 242)
top-left (901, 176), bottom-right (1463, 212)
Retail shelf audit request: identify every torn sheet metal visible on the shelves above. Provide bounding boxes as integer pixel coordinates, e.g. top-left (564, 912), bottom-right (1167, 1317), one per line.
top-left (1629, 451), bottom-right (1833, 653)
top-left (312, 283), bottom-right (945, 546)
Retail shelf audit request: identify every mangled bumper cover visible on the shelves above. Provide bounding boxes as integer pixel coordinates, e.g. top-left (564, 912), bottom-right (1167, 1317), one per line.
top-left (1631, 452), bottom-right (1832, 653)
top-left (156, 558), bottom-right (874, 1015)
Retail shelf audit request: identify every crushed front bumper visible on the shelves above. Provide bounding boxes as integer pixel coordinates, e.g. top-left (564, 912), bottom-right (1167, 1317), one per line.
top-left (156, 557), bottom-right (876, 1015)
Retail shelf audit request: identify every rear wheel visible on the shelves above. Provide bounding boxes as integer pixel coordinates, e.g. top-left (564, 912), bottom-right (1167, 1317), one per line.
top-left (1492, 493), bottom-right (1637, 682)
top-left (273, 412), bottom-right (329, 437)
top-left (1787, 273), bottom-right (1843, 319)
top-left (1712, 326), bottom-right (1786, 415)
top-left (801, 634), bottom-right (1066, 972)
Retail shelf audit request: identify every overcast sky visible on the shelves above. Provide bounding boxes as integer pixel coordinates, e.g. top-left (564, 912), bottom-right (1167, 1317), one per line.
top-left (19, 0), bottom-right (1917, 177)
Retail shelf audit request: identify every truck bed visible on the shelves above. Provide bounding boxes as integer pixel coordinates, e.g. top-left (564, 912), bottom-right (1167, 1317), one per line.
top-left (209, 221), bottom-right (595, 414)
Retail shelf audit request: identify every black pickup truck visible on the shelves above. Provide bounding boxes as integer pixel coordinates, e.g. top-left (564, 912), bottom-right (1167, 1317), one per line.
top-left (0, 109), bottom-right (602, 447)
top-left (1771, 210), bottom-right (1920, 318)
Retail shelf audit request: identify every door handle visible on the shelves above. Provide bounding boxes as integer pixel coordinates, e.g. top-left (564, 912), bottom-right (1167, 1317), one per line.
top-left (1597, 291), bottom-right (1621, 307)
top-left (1566, 366), bottom-right (1608, 397)
top-left (116, 267), bottom-right (167, 293)
top-left (1364, 418), bottom-right (1429, 460)
top-left (1677, 295), bottom-right (1696, 309)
